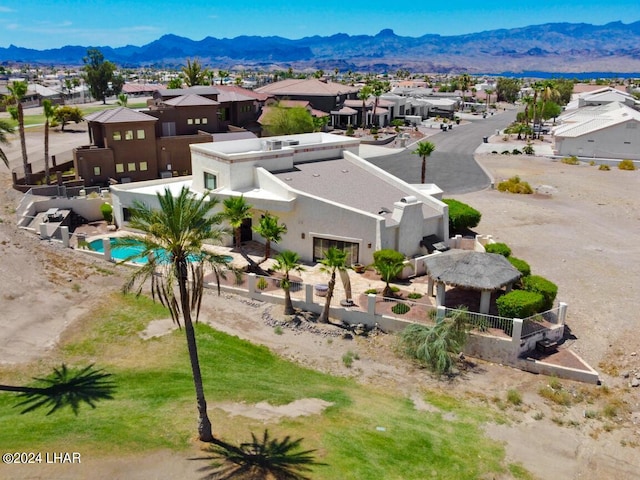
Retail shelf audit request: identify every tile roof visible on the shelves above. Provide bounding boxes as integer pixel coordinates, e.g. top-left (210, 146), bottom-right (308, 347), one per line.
top-left (163, 94), bottom-right (220, 107)
top-left (255, 78), bottom-right (359, 96)
top-left (157, 86), bottom-right (220, 97)
top-left (84, 107), bottom-right (158, 124)
top-left (216, 85), bottom-right (270, 101)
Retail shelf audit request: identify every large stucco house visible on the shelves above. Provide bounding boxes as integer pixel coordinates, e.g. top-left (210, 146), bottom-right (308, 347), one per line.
top-left (110, 133), bottom-right (449, 265)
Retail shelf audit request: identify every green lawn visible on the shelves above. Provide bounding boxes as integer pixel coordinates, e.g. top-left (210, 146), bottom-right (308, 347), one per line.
top-left (9, 102), bottom-right (150, 128)
top-left (0, 293), bottom-right (516, 479)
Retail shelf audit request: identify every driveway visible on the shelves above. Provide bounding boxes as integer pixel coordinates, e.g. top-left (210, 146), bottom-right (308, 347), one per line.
top-left (366, 109), bottom-right (519, 194)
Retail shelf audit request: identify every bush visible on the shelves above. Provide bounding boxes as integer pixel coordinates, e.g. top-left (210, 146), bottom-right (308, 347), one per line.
top-left (522, 144), bottom-right (535, 155)
top-left (497, 176), bottom-right (533, 194)
top-left (346, 124), bottom-right (354, 136)
top-left (408, 292), bottom-right (423, 299)
top-left (522, 275), bottom-right (558, 311)
top-left (364, 288), bottom-right (378, 295)
top-left (599, 164), bottom-right (610, 171)
top-left (443, 198), bottom-right (482, 233)
top-left (512, 148), bottom-right (522, 155)
top-left (507, 389), bottom-right (522, 406)
top-left (485, 242), bottom-right (511, 257)
top-left (561, 156), bottom-right (579, 165)
top-left (256, 277), bottom-right (269, 290)
top-left (501, 150), bottom-right (511, 155)
top-left (391, 303), bottom-right (410, 315)
top-left (508, 256), bottom-right (531, 277)
top-left (618, 159), bottom-right (636, 170)
top-left (100, 202), bottom-right (113, 223)
top-left (373, 249), bottom-right (404, 265)
top-left (496, 290), bottom-right (544, 318)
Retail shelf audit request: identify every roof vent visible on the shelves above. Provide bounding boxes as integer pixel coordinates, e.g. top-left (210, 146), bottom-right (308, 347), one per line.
top-left (265, 139), bottom-right (282, 150)
top-left (400, 195), bottom-right (417, 203)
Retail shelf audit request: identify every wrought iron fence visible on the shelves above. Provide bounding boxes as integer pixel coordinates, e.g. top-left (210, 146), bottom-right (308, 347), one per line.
top-left (521, 306), bottom-right (561, 339)
top-left (446, 308), bottom-right (514, 336)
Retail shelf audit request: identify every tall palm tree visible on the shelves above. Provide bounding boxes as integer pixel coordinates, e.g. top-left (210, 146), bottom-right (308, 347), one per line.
top-left (6, 81), bottom-right (29, 181)
top-left (217, 70), bottom-right (229, 85)
top-left (120, 186), bottom-right (229, 442)
top-left (222, 195), bottom-right (253, 251)
top-left (1, 364), bottom-right (115, 415)
top-left (318, 246), bottom-right (348, 323)
top-left (412, 141), bottom-right (436, 184)
top-left (182, 58), bottom-right (206, 87)
top-left (485, 88), bottom-right (494, 111)
top-left (0, 118), bottom-right (14, 169)
top-left (274, 250), bottom-right (305, 315)
top-left (458, 73), bottom-right (471, 110)
top-left (253, 212), bottom-right (287, 264)
top-left (357, 85), bottom-right (373, 129)
top-left (42, 99), bottom-right (57, 184)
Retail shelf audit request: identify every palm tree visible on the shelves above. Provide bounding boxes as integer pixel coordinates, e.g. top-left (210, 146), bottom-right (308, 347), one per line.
top-left (458, 73), bottom-right (472, 110)
top-left (42, 99), bottom-right (57, 184)
top-left (199, 429), bottom-right (323, 480)
top-left (222, 195), bottom-right (253, 251)
top-left (116, 93), bottom-right (128, 107)
top-left (372, 249), bottom-right (406, 298)
top-left (253, 212), bottom-right (287, 264)
top-left (6, 80), bottom-right (29, 182)
top-left (274, 250), bottom-right (305, 315)
top-left (412, 141), bottom-right (436, 184)
top-left (0, 118), bottom-right (14, 169)
top-left (120, 186), bottom-right (229, 442)
top-left (217, 70), bottom-right (229, 85)
top-left (485, 88), bottom-right (494, 112)
top-left (0, 364), bottom-right (115, 415)
top-left (357, 85), bottom-right (373, 129)
top-left (318, 246), bottom-right (348, 323)
top-left (183, 58), bottom-right (206, 87)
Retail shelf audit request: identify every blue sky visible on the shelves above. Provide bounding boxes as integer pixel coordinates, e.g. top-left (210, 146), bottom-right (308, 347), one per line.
top-left (1, 0), bottom-right (640, 50)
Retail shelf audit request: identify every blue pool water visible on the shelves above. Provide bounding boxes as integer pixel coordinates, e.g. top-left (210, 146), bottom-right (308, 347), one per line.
top-left (88, 238), bottom-right (232, 265)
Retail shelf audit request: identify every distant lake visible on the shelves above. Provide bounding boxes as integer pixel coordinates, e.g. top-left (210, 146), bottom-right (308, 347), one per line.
top-left (484, 71), bottom-right (640, 79)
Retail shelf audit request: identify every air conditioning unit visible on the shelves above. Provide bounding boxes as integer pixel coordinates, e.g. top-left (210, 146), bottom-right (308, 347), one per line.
top-left (265, 140), bottom-right (282, 151)
top-left (283, 140), bottom-right (300, 146)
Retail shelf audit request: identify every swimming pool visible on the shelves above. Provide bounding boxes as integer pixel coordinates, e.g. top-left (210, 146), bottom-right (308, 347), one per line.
top-left (88, 238), bottom-right (232, 265)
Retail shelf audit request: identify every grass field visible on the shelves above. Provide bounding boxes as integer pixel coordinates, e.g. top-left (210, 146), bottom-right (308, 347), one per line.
top-left (0, 293), bottom-right (524, 479)
top-left (6, 102), bottom-right (150, 128)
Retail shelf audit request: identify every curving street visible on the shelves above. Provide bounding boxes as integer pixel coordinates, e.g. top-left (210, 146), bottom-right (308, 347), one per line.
top-left (366, 109), bottom-right (519, 194)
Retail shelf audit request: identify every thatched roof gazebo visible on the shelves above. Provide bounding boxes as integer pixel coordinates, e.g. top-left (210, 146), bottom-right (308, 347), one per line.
top-left (424, 250), bottom-right (522, 314)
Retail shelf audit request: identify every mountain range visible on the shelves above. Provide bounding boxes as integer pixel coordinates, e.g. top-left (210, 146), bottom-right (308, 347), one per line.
top-left (2, 21), bottom-right (640, 74)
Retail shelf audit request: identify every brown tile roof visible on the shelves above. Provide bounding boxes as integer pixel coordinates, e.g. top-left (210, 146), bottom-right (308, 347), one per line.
top-left (216, 84), bottom-right (270, 101)
top-left (163, 94), bottom-right (219, 107)
top-left (255, 78), bottom-right (359, 96)
top-left (84, 107), bottom-right (158, 124)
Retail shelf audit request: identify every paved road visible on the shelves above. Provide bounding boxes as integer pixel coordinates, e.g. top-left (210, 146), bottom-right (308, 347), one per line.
top-left (367, 109), bottom-right (519, 194)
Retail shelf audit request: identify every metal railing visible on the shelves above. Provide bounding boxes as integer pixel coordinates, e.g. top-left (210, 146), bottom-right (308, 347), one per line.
top-left (445, 308), bottom-right (514, 336)
top-left (521, 307), bottom-right (561, 339)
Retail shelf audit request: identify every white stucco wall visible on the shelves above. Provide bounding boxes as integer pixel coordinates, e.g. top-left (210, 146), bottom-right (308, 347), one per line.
top-left (556, 120), bottom-right (640, 159)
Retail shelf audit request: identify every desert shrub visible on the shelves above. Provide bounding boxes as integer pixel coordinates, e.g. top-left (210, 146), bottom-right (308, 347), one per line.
top-left (507, 389), bottom-right (522, 406)
top-left (522, 143), bottom-right (535, 155)
top-left (512, 148), bottom-right (522, 155)
top-left (346, 124), bottom-right (354, 136)
top-left (370, 126), bottom-right (379, 135)
top-left (342, 350), bottom-right (359, 368)
top-left (508, 256), bottom-right (531, 277)
top-left (561, 156), bottom-right (579, 165)
top-left (491, 150), bottom-right (498, 154)
top-left (496, 290), bottom-right (544, 318)
top-left (373, 249), bottom-right (405, 265)
top-left (443, 198), bottom-right (482, 233)
top-left (391, 303), bottom-right (410, 315)
top-left (100, 202), bottom-right (113, 223)
top-left (408, 292), bottom-right (423, 299)
top-left (618, 159), bottom-right (636, 170)
top-left (589, 160), bottom-right (596, 166)
top-left (256, 277), bottom-right (269, 290)
top-left (501, 150), bottom-right (511, 155)
top-left (496, 176), bottom-right (533, 194)
top-left (485, 242), bottom-right (511, 257)
top-left (364, 288), bottom-right (378, 295)
top-left (522, 275), bottom-right (558, 311)
top-left (599, 164), bottom-right (610, 171)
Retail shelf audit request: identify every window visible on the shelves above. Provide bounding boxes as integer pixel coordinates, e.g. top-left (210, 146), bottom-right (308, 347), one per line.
top-left (204, 172), bottom-right (217, 190)
top-left (626, 122), bottom-right (637, 129)
top-left (140, 161), bottom-right (148, 171)
top-left (187, 118), bottom-right (193, 125)
top-left (202, 117), bottom-right (208, 124)
top-left (125, 130), bottom-right (134, 140)
top-left (113, 131), bottom-right (122, 141)
top-left (115, 163), bottom-right (124, 173)
top-left (195, 118), bottom-right (201, 124)
top-left (313, 237), bottom-right (359, 265)
top-left (137, 129), bottom-right (145, 139)
top-left (128, 162), bottom-right (136, 172)
top-left (93, 166), bottom-right (101, 176)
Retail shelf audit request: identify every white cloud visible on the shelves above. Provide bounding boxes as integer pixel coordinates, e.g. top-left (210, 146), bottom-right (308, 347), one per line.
top-left (0, 7), bottom-right (15, 13)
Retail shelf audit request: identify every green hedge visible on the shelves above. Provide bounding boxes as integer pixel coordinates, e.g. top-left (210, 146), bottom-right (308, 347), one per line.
top-left (485, 242), bottom-right (511, 257)
top-left (100, 202), bottom-right (113, 223)
top-left (508, 256), bottom-right (531, 277)
top-left (443, 199), bottom-right (482, 233)
top-left (496, 290), bottom-right (544, 318)
top-left (522, 275), bottom-right (558, 311)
